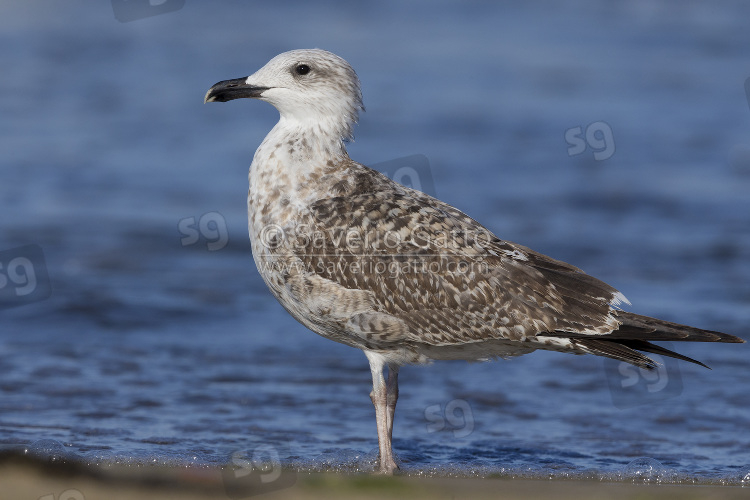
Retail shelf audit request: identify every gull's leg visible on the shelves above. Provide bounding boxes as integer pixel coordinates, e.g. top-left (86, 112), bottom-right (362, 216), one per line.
top-left (386, 364), bottom-right (399, 444)
top-left (365, 352), bottom-right (398, 474)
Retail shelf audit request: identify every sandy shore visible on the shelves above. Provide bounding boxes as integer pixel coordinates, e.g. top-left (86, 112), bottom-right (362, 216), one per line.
top-left (1, 452), bottom-right (746, 500)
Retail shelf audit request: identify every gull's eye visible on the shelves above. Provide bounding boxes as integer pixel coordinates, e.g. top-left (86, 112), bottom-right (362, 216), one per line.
top-left (295, 64), bottom-right (311, 76)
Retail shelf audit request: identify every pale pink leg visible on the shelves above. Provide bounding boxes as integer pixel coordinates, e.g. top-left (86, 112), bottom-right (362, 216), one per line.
top-left (386, 365), bottom-right (399, 444)
top-left (365, 352), bottom-right (399, 474)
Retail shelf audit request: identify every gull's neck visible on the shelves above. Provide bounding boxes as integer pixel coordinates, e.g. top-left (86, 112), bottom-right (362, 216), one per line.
top-left (248, 115), bottom-right (352, 225)
top-left (253, 115), bottom-right (350, 172)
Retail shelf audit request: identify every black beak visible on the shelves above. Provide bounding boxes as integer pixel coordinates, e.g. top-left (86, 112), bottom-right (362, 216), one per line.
top-left (204, 77), bottom-right (270, 103)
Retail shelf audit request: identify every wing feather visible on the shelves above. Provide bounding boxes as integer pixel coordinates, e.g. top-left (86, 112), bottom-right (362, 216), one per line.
top-left (289, 162), bottom-right (623, 345)
top-left (266, 160), bottom-right (742, 368)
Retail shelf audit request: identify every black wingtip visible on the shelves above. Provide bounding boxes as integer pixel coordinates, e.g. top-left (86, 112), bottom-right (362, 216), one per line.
top-left (628, 340), bottom-right (713, 369)
top-left (613, 311), bottom-right (745, 344)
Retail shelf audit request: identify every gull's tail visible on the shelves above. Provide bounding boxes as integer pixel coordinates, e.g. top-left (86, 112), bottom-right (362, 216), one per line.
top-left (544, 311), bottom-right (744, 369)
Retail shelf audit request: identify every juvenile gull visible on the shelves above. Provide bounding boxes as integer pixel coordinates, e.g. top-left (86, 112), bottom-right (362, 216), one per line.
top-left (204, 49), bottom-right (744, 474)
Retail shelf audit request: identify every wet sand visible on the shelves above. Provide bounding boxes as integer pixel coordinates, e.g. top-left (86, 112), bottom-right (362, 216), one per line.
top-left (2, 452), bottom-right (746, 500)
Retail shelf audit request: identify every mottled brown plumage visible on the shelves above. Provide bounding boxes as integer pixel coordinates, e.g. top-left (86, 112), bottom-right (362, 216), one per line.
top-left (205, 49), bottom-right (744, 474)
top-left (249, 157), bottom-right (741, 367)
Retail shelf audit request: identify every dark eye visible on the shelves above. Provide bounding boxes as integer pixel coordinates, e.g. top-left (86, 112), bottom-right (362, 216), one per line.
top-left (295, 64), bottom-right (311, 75)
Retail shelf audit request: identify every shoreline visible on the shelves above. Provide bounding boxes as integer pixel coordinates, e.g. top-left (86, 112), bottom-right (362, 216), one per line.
top-left (2, 452), bottom-right (747, 500)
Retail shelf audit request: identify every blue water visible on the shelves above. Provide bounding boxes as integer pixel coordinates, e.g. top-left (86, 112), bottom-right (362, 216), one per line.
top-left (2, 0), bottom-right (750, 485)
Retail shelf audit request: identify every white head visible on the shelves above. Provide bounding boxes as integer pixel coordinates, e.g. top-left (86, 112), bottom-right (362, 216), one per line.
top-left (205, 49), bottom-right (364, 142)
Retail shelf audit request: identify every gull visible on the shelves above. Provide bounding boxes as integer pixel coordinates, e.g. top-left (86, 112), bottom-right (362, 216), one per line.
top-left (204, 49), bottom-right (744, 474)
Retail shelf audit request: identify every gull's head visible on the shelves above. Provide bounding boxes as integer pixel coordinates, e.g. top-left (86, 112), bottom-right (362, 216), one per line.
top-left (205, 49), bottom-right (364, 141)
